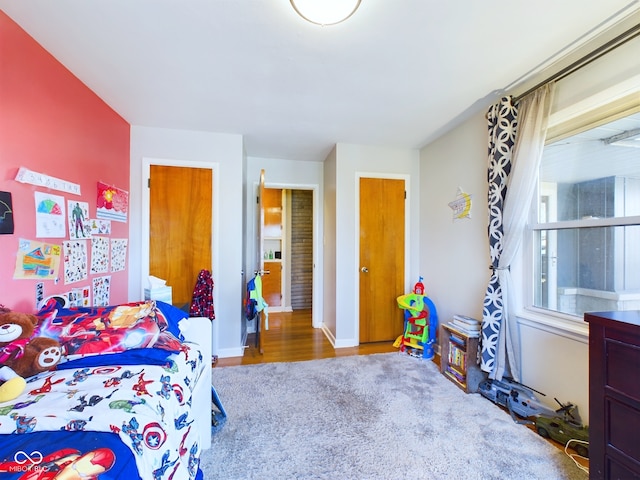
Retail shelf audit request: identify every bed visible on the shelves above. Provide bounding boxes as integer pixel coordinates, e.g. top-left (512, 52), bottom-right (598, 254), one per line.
top-left (0, 300), bottom-right (212, 480)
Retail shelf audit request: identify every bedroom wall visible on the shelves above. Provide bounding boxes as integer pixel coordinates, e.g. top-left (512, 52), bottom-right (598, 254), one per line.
top-left (420, 16), bottom-right (639, 421)
top-left (129, 126), bottom-right (245, 358)
top-left (0, 11), bottom-right (130, 313)
top-left (333, 143), bottom-right (420, 346)
top-left (419, 108), bottom-right (592, 418)
top-left (419, 115), bottom-right (489, 326)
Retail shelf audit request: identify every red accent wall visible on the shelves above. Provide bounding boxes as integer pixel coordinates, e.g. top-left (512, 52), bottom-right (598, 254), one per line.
top-left (0, 11), bottom-right (130, 313)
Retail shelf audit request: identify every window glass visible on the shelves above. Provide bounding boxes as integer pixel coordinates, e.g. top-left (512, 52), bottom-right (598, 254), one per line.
top-left (532, 111), bottom-right (640, 317)
top-left (533, 225), bottom-right (640, 316)
top-left (539, 114), bottom-right (640, 223)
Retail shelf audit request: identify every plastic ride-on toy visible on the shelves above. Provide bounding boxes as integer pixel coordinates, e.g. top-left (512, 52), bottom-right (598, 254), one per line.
top-left (396, 277), bottom-right (438, 359)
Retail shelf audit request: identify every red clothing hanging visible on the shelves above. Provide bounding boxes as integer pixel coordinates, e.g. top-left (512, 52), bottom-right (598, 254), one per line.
top-left (189, 269), bottom-right (215, 320)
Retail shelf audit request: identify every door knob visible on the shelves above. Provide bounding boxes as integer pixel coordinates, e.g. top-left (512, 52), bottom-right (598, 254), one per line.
top-left (361, 267), bottom-right (369, 273)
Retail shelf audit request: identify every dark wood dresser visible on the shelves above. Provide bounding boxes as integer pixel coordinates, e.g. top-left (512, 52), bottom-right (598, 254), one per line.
top-left (585, 311), bottom-right (640, 479)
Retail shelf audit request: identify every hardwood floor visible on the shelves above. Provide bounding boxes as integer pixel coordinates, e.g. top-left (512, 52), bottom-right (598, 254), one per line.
top-left (215, 309), bottom-right (398, 367)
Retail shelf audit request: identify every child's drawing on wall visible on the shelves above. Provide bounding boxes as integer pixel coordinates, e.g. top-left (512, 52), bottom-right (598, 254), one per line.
top-left (68, 200), bottom-right (91, 239)
top-left (35, 192), bottom-right (66, 238)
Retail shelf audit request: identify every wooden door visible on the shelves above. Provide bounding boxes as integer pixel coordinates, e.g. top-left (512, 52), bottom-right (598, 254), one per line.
top-left (262, 261), bottom-right (282, 307)
top-left (262, 188), bottom-right (282, 307)
top-left (149, 165), bottom-right (212, 307)
top-left (359, 177), bottom-right (405, 343)
top-left (256, 170), bottom-right (266, 354)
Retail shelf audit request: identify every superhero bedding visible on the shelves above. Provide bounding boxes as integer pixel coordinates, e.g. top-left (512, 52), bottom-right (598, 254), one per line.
top-left (0, 300), bottom-right (212, 480)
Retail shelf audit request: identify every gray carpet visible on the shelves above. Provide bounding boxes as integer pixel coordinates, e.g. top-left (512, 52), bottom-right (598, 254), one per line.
top-left (201, 353), bottom-right (588, 479)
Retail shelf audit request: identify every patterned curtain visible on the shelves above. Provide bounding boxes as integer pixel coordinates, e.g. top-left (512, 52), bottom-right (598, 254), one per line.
top-left (481, 96), bottom-right (518, 379)
top-left (481, 85), bottom-right (555, 381)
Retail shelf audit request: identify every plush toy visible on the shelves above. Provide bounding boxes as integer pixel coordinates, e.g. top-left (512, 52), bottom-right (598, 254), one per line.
top-left (0, 310), bottom-right (63, 402)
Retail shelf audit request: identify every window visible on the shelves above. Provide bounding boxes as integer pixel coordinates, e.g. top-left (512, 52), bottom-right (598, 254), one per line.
top-left (530, 110), bottom-right (640, 317)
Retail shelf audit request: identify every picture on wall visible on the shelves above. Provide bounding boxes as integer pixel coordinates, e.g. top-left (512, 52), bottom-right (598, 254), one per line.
top-left (96, 182), bottom-right (128, 223)
top-left (92, 275), bottom-right (111, 306)
top-left (35, 192), bottom-right (66, 238)
top-left (90, 236), bottom-right (109, 274)
top-left (13, 238), bottom-right (61, 280)
top-left (68, 200), bottom-right (91, 239)
top-left (63, 239), bottom-right (88, 284)
top-left (90, 218), bottom-right (111, 235)
top-left (0, 191), bottom-right (14, 234)
top-left (111, 238), bottom-right (128, 272)
top-left (68, 285), bottom-right (91, 307)
top-left (448, 187), bottom-right (473, 220)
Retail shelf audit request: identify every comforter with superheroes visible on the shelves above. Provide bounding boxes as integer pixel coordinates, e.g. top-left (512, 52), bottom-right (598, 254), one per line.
top-left (0, 342), bottom-right (205, 480)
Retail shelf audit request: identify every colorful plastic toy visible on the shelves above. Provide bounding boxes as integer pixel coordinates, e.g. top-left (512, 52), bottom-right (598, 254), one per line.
top-left (396, 277), bottom-right (438, 359)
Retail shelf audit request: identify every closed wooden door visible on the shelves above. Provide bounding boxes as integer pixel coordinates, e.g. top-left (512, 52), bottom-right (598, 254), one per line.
top-left (149, 165), bottom-right (212, 307)
top-left (359, 177), bottom-right (405, 343)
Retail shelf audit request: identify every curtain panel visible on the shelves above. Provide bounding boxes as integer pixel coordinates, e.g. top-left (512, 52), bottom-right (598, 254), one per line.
top-left (480, 84), bottom-right (555, 381)
top-left (480, 96), bottom-right (517, 379)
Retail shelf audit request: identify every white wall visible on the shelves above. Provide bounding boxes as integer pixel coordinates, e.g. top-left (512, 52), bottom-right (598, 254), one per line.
top-left (333, 143), bottom-right (421, 345)
top-left (419, 107), bottom-right (591, 418)
top-left (244, 155), bottom-right (325, 328)
top-left (129, 126), bottom-right (245, 358)
top-left (419, 114), bottom-right (489, 324)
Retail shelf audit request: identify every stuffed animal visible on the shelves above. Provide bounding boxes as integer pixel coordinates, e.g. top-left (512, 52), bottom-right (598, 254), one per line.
top-left (0, 311), bottom-right (63, 402)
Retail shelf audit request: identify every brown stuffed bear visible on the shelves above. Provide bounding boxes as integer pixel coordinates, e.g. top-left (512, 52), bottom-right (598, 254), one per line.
top-left (0, 311), bottom-right (63, 402)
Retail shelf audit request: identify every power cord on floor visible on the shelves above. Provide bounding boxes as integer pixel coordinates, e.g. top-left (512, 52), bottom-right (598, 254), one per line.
top-left (565, 439), bottom-right (589, 474)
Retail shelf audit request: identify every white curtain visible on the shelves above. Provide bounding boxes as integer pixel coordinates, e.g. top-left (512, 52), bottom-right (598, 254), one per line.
top-left (482, 82), bottom-right (555, 381)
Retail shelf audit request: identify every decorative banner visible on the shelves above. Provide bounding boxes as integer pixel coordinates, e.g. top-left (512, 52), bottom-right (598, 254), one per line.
top-left (97, 182), bottom-right (129, 223)
top-left (63, 239), bottom-right (88, 284)
top-left (35, 192), bottom-right (66, 238)
top-left (15, 167), bottom-right (81, 195)
top-left (0, 191), bottom-right (14, 234)
top-left (68, 200), bottom-right (91, 239)
top-left (111, 238), bottom-right (128, 272)
top-left (14, 238), bottom-right (61, 280)
top-left (448, 187), bottom-right (473, 220)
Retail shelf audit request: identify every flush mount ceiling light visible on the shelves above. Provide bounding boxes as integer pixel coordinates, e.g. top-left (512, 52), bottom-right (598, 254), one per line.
top-left (290, 0), bottom-right (361, 26)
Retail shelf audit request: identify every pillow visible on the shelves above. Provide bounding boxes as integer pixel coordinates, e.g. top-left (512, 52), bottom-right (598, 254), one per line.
top-left (56, 347), bottom-right (173, 369)
top-left (36, 299), bottom-right (182, 364)
top-left (153, 301), bottom-right (188, 340)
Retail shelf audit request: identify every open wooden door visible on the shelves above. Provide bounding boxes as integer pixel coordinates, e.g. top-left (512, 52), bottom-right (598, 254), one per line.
top-left (256, 169), bottom-right (266, 354)
top-left (261, 188), bottom-right (283, 308)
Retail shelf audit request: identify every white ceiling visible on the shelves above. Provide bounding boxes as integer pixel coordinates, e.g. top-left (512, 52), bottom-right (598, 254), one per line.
top-left (1, 1), bottom-right (639, 162)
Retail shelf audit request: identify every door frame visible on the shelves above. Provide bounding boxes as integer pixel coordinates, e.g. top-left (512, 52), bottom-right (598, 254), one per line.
top-left (141, 157), bottom-right (219, 306)
top-left (354, 172), bottom-right (411, 341)
top-left (251, 180), bottom-right (322, 329)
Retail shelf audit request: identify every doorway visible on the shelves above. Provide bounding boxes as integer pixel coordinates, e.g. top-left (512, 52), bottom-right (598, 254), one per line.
top-left (261, 188), bottom-right (314, 313)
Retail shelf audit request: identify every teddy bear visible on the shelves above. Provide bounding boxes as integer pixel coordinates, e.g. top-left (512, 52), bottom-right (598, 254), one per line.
top-left (0, 310), bottom-right (63, 402)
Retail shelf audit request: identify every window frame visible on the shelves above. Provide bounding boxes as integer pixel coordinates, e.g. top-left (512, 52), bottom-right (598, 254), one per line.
top-left (517, 95), bottom-right (640, 340)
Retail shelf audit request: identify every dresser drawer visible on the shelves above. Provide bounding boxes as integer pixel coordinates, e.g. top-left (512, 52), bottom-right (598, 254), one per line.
top-left (605, 338), bottom-right (640, 403)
